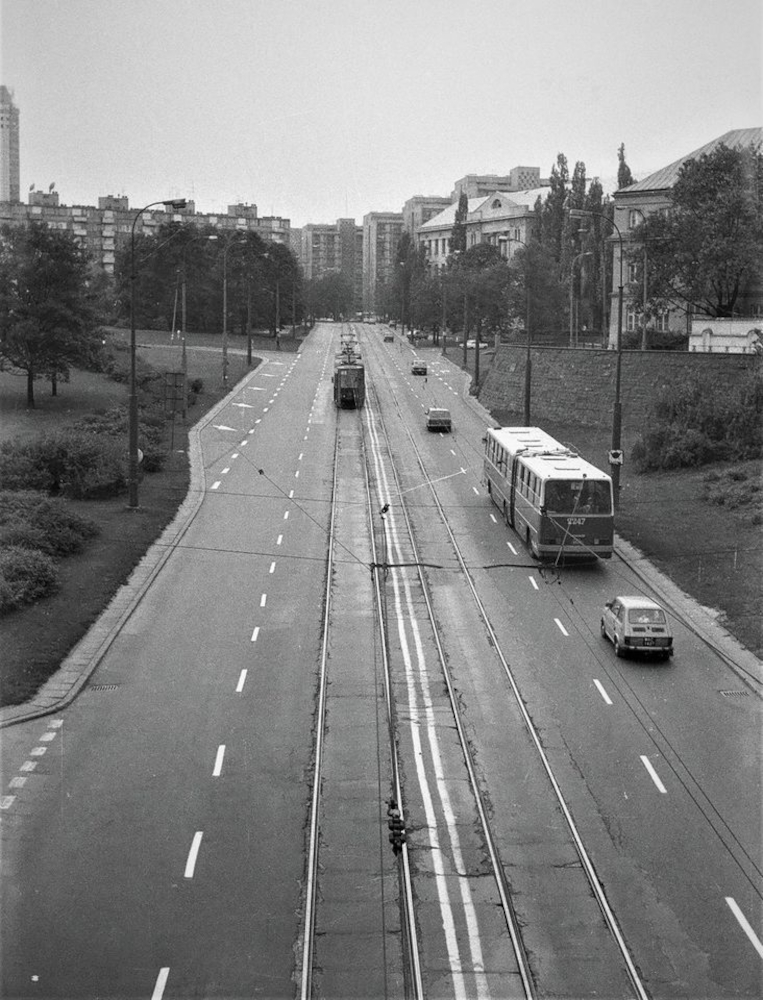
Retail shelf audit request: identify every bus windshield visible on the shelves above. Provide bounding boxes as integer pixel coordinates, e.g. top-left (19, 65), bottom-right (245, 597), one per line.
top-left (543, 479), bottom-right (611, 515)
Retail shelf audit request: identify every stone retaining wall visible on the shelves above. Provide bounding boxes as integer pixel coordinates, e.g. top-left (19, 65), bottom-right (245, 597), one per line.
top-left (479, 345), bottom-right (759, 429)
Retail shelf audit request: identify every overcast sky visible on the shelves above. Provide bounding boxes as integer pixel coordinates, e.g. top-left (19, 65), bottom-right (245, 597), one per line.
top-left (1, 0), bottom-right (760, 227)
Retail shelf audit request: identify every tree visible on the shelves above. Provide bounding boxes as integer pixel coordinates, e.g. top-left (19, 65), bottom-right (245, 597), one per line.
top-left (634, 143), bottom-right (763, 318)
top-left (0, 223), bottom-right (102, 407)
top-left (617, 143), bottom-right (635, 189)
top-left (449, 192), bottom-right (468, 254)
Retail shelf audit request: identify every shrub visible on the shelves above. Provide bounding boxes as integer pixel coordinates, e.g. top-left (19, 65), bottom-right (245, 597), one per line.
top-left (0, 441), bottom-right (51, 491)
top-left (632, 367), bottom-right (763, 471)
top-left (0, 491), bottom-right (98, 555)
top-left (189, 377), bottom-right (203, 394)
top-left (0, 545), bottom-right (60, 614)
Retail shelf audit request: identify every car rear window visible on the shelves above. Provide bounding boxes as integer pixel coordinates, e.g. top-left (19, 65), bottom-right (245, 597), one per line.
top-left (627, 608), bottom-right (666, 624)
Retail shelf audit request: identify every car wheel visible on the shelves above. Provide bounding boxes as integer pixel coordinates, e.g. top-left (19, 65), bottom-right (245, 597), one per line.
top-left (614, 637), bottom-right (626, 658)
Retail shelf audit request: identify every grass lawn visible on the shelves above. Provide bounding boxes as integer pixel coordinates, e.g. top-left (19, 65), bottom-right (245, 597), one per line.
top-left (0, 327), bottom-right (299, 708)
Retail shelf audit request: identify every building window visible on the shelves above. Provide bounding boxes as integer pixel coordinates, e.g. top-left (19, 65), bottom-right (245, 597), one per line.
top-left (626, 308), bottom-right (637, 332)
top-left (654, 310), bottom-right (670, 332)
top-left (628, 210), bottom-right (643, 229)
top-left (628, 262), bottom-right (639, 283)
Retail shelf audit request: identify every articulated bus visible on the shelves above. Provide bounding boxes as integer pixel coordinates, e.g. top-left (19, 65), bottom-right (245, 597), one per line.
top-left (484, 427), bottom-right (614, 561)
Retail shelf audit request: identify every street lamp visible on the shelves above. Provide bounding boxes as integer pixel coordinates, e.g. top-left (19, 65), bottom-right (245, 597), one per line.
top-left (569, 208), bottom-right (625, 507)
top-left (209, 233), bottom-right (249, 385)
top-left (569, 251), bottom-right (592, 347)
top-left (129, 197), bottom-right (187, 508)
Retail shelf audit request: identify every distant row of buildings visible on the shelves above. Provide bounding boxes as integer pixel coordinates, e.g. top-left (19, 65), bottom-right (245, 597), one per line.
top-left (1, 86), bottom-right (760, 351)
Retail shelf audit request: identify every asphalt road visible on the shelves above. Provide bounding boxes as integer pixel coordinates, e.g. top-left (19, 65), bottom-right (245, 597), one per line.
top-left (1, 322), bottom-right (761, 999)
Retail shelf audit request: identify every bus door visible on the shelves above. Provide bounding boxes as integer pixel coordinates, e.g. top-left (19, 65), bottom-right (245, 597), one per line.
top-left (508, 456), bottom-right (520, 527)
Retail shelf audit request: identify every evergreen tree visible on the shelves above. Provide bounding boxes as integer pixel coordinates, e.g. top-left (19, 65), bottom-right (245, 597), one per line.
top-left (449, 192), bottom-right (469, 254)
top-left (618, 143), bottom-right (635, 189)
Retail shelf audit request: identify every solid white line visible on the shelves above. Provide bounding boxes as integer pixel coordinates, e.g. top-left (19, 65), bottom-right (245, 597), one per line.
top-left (260, 593), bottom-right (267, 607)
top-left (184, 832), bottom-right (203, 878)
top-left (151, 967), bottom-right (170, 1000)
top-left (554, 618), bottom-right (569, 636)
top-left (726, 897), bottom-right (763, 958)
top-left (593, 679), bottom-right (613, 705)
top-left (251, 626), bottom-right (260, 642)
top-left (269, 561), bottom-right (276, 574)
top-left (236, 669), bottom-right (247, 692)
top-left (213, 745), bottom-right (226, 777)
top-left (529, 576), bottom-right (539, 590)
top-left (640, 755), bottom-right (668, 793)
top-left (211, 481), bottom-right (221, 490)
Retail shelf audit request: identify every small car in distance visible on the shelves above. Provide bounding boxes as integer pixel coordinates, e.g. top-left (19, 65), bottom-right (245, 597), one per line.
top-left (383, 334), bottom-right (394, 342)
top-left (601, 595), bottom-right (674, 660)
top-left (411, 360), bottom-right (427, 375)
top-left (426, 407), bottom-right (452, 432)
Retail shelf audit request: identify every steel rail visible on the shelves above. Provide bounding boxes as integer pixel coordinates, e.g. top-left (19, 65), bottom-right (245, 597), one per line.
top-left (360, 399), bottom-right (425, 1000)
top-left (365, 383), bottom-right (536, 998)
top-left (393, 404), bottom-right (651, 1000)
top-left (299, 357), bottom-right (341, 1000)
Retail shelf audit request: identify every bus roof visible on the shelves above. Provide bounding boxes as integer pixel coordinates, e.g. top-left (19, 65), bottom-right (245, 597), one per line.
top-left (487, 426), bottom-right (611, 482)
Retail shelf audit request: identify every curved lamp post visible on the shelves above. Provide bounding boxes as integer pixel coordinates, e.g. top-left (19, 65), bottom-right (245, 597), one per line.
top-left (569, 208), bottom-right (625, 507)
top-left (129, 198), bottom-right (187, 508)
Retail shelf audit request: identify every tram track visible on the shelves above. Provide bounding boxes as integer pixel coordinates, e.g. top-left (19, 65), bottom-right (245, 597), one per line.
top-left (361, 326), bottom-right (651, 998)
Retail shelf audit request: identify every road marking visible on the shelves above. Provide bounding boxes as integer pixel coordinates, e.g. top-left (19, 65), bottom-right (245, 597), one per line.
top-left (507, 541), bottom-right (517, 555)
top-left (20, 761), bottom-right (37, 772)
top-left (284, 511), bottom-right (290, 520)
top-left (9, 777), bottom-right (26, 788)
top-left (298, 453), bottom-right (303, 460)
top-left (232, 453), bottom-right (239, 459)
top-left (594, 679), bottom-right (613, 705)
top-left (640, 755), bottom-right (667, 793)
top-left (260, 593), bottom-right (267, 607)
top-left (248, 428), bottom-right (255, 435)
top-left (213, 746), bottom-right (226, 777)
top-left (221, 467), bottom-right (230, 475)
top-left (289, 489), bottom-right (294, 498)
top-left (276, 534), bottom-right (283, 545)
top-left (450, 449), bottom-right (456, 455)
top-left (251, 626), bottom-right (260, 642)
top-left (460, 467), bottom-right (467, 474)
top-left (49, 719), bottom-right (63, 728)
top-left (554, 618), bottom-right (569, 636)
top-left (240, 440), bottom-right (248, 447)
top-left (489, 513), bottom-right (497, 523)
top-left (726, 897), bottom-right (763, 958)
top-left (211, 481), bottom-right (221, 491)
top-left (472, 486), bottom-right (479, 495)
top-left (151, 968), bottom-right (170, 1000)
top-left (295, 469), bottom-right (300, 478)
top-left (31, 747), bottom-right (47, 756)
top-left (1, 796), bottom-right (15, 809)
top-left (184, 832), bottom-right (203, 878)
top-left (39, 732), bottom-right (56, 742)
top-left (255, 418), bottom-right (261, 424)
top-left (529, 576), bottom-right (539, 590)
top-left (236, 669), bottom-right (247, 692)
top-left (269, 561), bottom-right (276, 574)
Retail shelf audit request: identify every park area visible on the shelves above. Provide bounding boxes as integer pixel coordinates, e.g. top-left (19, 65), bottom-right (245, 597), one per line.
top-left (0, 329), bottom-right (760, 709)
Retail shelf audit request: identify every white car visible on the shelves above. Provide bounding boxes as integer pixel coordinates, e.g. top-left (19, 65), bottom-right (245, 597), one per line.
top-left (601, 595), bottom-right (674, 660)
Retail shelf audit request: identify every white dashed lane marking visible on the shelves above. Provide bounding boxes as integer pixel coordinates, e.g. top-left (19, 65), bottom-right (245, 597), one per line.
top-left (213, 746), bottom-right (226, 777)
top-left (236, 670), bottom-right (247, 693)
top-left (184, 832), bottom-right (203, 878)
top-left (593, 679), bottom-right (613, 705)
top-left (640, 755), bottom-right (668, 793)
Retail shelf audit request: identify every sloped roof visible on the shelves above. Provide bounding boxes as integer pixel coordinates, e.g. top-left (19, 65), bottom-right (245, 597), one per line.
top-left (419, 196), bottom-right (489, 230)
top-left (475, 186), bottom-right (551, 212)
top-left (620, 127), bottom-right (762, 193)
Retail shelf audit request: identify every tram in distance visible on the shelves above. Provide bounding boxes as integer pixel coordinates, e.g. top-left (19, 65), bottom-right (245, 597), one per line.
top-left (484, 426), bottom-right (614, 561)
top-left (333, 339), bottom-right (365, 409)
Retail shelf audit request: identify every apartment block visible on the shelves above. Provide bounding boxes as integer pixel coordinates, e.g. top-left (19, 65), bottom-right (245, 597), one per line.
top-left (0, 86), bottom-right (20, 203)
